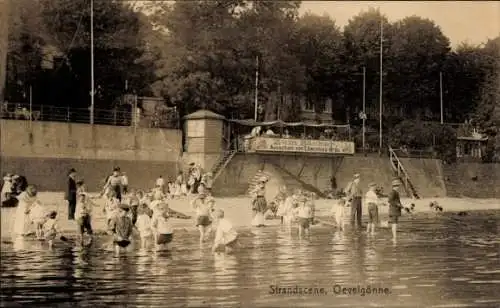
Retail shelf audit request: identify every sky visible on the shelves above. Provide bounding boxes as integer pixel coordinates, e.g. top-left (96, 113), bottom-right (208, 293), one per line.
top-left (299, 1), bottom-right (500, 47)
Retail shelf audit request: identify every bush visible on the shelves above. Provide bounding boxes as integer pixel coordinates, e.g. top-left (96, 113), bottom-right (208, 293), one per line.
top-left (390, 120), bottom-right (456, 162)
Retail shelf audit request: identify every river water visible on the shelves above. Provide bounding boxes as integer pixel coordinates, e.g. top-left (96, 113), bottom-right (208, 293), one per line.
top-left (1, 210), bottom-right (499, 308)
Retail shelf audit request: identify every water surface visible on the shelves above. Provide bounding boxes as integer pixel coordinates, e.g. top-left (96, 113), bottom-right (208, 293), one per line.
top-left (1, 210), bottom-right (499, 307)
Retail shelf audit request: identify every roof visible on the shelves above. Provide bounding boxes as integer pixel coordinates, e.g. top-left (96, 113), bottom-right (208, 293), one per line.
top-left (183, 110), bottom-right (226, 120)
top-left (457, 136), bottom-right (488, 141)
top-left (229, 119), bottom-right (350, 128)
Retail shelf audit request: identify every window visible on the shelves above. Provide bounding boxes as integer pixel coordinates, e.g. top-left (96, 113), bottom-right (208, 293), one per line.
top-left (302, 97), bottom-right (314, 112)
top-left (324, 99), bottom-right (333, 113)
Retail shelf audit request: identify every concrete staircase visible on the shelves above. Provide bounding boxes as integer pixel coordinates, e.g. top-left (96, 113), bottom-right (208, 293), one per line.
top-left (271, 163), bottom-right (326, 197)
top-left (212, 150), bottom-right (237, 182)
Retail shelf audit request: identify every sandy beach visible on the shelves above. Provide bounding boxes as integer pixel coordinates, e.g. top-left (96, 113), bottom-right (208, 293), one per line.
top-left (1, 192), bottom-right (498, 239)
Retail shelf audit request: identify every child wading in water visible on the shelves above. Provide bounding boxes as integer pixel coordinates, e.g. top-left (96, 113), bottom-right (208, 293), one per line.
top-left (151, 203), bottom-right (174, 251)
top-left (191, 191), bottom-right (215, 243)
top-left (109, 204), bottom-right (134, 253)
top-left (104, 191), bottom-right (120, 229)
top-left (331, 197), bottom-right (347, 231)
top-left (365, 183), bottom-right (383, 235)
top-left (212, 209), bottom-right (238, 254)
top-left (251, 177), bottom-right (268, 227)
top-left (29, 200), bottom-right (46, 239)
top-left (75, 192), bottom-right (98, 245)
top-left (43, 211), bottom-right (59, 248)
top-left (135, 204), bottom-right (153, 249)
top-left (388, 179), bottom-right (403, 241)
top-left (294, 195), bottom-right (312, 238)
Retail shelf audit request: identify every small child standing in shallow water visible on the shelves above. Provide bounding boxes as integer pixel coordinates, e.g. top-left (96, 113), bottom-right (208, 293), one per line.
top-left (294, 196), bottom-right (312, 238)
top-left (151, 204), bottom-right (174, 251)
top-left (212, 209), bottom-right (238, 254)
top-left (135, 204), bottom-right (153, 249)
top-left (29, 200), bottom-right (46, 239)
top-left (109, 204), bottom-right (134, 253)
top-left (75, 192), bottom-right (98, 245)
top-left (43, 211), bottom-right (58, 248)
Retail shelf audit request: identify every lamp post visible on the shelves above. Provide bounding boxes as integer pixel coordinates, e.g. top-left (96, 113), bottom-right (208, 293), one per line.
top-left (90, 0), bottom-right (95, 124)
top-left (254, 55), bottom-right (259, 121)
top-left (378, 18), bottom-right (383, 152)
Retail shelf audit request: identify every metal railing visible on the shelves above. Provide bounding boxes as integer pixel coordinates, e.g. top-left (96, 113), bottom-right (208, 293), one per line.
top-left (388, 146), bottom-right (418, 198)
top-left (391, 148), bottom-right (436, 159)
top-left (0, 102), bottom-right (180, 129)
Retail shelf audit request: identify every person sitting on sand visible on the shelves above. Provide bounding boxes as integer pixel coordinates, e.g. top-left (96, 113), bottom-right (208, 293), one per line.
top-left (212, 209), bottom-right (238, 254)
top-left (151, 203), bottom-right (174, 251)
top-left (43, 211), bottom-right (59, 248)
top-left (109, 204), bottom-right (134, 253)
top-left (191, 192), bottom-right (215, 243)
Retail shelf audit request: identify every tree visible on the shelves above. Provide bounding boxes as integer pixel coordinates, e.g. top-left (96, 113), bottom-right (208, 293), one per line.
top-left (5, 0), bottom-right (49, 102)
top-left (385, 16), bottom-right (451, 121)
top-left (290, 13), bottom-right (345, 117)
top-left (152, 0), bottom-right (305, 120)
top-left (342, 8), bottom-right (392, 125)
top-left (13, 0), bottom-right (157, 111)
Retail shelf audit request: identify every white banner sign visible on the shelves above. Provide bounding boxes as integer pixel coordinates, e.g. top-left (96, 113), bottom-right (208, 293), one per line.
top-left (253, 137), bottom-right (355, 154)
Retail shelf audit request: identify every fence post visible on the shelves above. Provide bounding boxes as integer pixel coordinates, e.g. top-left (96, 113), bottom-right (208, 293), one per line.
top-left (66, 106), bottom-right (70, 122)
top-left (113, 108), bottom-right (117, 125)
top-left (40, 105), bottom-right (43, 121)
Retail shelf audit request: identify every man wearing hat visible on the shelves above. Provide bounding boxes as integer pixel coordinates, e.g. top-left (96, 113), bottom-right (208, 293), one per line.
top-left (388, 179), bottom-right (403, 240)
top-left (345, 173), bottom-right (363, 229)
top-left (65, 168), bottom-right (77, 220)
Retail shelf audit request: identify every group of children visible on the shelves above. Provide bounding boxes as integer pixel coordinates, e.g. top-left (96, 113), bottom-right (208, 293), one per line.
top-left (272, 187), bottom-right (317, 238)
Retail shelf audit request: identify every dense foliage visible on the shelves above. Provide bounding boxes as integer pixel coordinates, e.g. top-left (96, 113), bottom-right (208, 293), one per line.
top-left (5, 1), bottom-right (499, 149)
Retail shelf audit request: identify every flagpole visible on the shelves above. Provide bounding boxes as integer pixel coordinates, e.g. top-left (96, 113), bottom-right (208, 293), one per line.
top-left (440, 71), bottom-right (443, 124)
top-left (379, 18), bottom-right (383, 151)
top-left (362, 66), bottom-right (366, 152)
top-left (90, 0), bottom-right (95, 124)
top-left (254, 55), bottom-right (259, 121)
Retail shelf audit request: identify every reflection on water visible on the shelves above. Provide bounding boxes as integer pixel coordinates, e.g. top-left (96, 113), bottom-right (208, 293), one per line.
top-left (1, 210), bottom-right (499, 307)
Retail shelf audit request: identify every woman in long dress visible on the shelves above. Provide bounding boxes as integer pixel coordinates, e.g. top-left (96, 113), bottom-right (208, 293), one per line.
top-left (13, 185), bottom-right (38, 238)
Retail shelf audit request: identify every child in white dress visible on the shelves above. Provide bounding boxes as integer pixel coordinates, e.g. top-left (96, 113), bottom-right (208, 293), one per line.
top-left (29, 200), bottom-right (46, 239)
top-left (331, 198), bottom-right (347, 231)
top-left (212, 209), bottom-right (238, 254)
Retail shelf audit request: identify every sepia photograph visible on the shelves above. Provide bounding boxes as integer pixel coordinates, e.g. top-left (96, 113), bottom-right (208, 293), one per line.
top-left (0, 0), bottom-right (499, 307)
